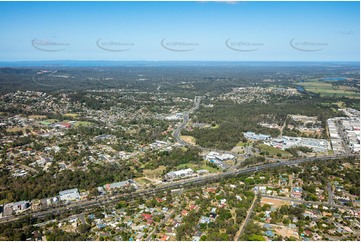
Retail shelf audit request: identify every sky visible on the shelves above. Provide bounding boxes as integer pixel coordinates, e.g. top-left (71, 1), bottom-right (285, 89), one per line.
top-left (0, 1), bottom-right (359, 61)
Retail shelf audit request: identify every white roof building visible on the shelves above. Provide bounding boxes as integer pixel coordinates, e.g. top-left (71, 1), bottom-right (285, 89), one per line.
top-left (165, 168), bottom-right (194, 179)
top-left (59, 188), bottom-right (80, 201)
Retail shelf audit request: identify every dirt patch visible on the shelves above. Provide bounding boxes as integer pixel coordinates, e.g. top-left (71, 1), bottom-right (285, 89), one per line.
top-left (143, 165), bottom-right (166, 180)
top-left (224, 159), bottom-right (235, 166)
top-left (342, 163), bottom-right (353, 169)
top-left (180, 135), bottom-right (196, 145)
top-left (231, 145), bottom-right (244, 154)
top-left (260, 197), bottom-right (291, 208)
top-left (28, 115), bottom-right (47, 119)
top-left (134, 177), bottom-right (153, 187)
top-left (275, 225), bottom-right (299, 239)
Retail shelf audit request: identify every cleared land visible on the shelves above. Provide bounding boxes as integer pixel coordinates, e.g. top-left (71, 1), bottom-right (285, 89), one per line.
top-left (6, 127), bottom-right (23, 133)
top-left (260, 197), bottom-right (291, 208)
top-left (143, 165), bottom-right (167, 180)
top-left (74, 121), bottom-right (93, 127)
top-left (298, 81), bottom-right (359, 99)
top-left (39, 119), bottom-right (58, 125)
top-left (134, 177), bottom-right (153, 186)
top-left (180, 135), bottom-right (196, 145)
top-left (64, 113), bottom-right (79, 118)
top-left (256, 144), bottom-right (292, 157)
top-left (176, 161), bottom-right (219, 173)
top-left (28, 115), bottom-right (47, 119)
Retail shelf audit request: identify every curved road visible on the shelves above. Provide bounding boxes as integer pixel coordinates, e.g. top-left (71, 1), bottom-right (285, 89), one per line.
top-left (172, 96), bottom-right (201, 146)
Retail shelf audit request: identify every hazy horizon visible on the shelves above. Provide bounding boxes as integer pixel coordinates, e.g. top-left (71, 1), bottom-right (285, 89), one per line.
top-left (0, 60), bottom-right (360, 68)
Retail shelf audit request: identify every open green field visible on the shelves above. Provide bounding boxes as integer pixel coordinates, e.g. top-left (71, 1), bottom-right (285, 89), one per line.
top-left (74, 121), bottom-right (93, 127)
top-left (39, 119), bottom-right (58, 125)
top-left (298, 81), bottom-right (359, 99)
top-left (134, 177), bottom-right (153, 186)
top-left (257, 144), bottom-right (292, 157)
top-left (236, 141), bottom-right (252, 147)
top-left (176, 161), bottom-right (219, 173)
top-left (143, 165), bottom-right (167, 179)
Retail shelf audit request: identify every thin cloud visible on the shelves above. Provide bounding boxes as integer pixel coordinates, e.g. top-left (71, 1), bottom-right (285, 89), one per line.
top-left (337, 30), bottom-right (355, 35)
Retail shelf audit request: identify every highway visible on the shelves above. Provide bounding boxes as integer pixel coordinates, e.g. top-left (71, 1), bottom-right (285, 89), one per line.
top-left (172, 96), bottom-right (202, 146)
top-left (0, 153), bottom-right (356, 225)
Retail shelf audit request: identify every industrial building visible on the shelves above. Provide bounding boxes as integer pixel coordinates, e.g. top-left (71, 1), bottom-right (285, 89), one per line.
top-left (165, 168), bottom-right (194, 180)
top-left (59, 188), bottom-right (80, 202)
top-left (244, 132), bottom-right (271, 141)
top-left (104, 179), bottom-right (137, 191)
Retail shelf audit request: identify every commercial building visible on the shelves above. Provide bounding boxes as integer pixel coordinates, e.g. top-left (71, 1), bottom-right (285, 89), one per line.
top-left (244, 132), bottom-right (271, 141)
top-left (13, 201), bottom-right (30, 211)
top-left (205, 151), bottom-right (234, 162)
top-left (104, 179), bottom-right (137, 191)
top-left (59, 188), bottom-right (80, 202)
top-left (165, 168), bottom-right (194, 180)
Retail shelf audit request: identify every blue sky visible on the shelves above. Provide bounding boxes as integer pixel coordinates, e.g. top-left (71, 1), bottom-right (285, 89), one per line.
top-left (0, 1), bottom-right (359, 61)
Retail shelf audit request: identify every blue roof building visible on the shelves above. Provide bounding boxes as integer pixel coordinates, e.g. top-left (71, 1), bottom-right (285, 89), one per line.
top-left (265, 230), bottom-right (274, 237)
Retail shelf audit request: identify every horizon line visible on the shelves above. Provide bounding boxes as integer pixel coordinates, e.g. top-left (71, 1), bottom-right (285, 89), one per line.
top-left (0, 60), bottom-right (359, 63)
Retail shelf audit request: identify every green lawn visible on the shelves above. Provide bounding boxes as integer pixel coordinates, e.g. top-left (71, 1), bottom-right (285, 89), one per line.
top-left (236, 141), bottom-right (251, 147)
top-left (176, 162), bottom-right (219, 173)
top-left (74, 121), bottom-right (93, 127)
top-left (210, 124), bottom-right (220, 129)
top-left (257, 144), bottom-right (291, 157)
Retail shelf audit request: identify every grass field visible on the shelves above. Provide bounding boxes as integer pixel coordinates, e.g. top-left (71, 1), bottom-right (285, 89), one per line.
top-left (28, 115), bottom-right (47, 119)
top-left (298, 81), bottom-right (359, 99)
top-left (64, 113), bottom-right (79, 118)
top-left (331, 101), bottom-right (346, 108)
top-left (74, 121), bottom-right (93, 127)
top-left (257, 144), bottom-right (292, 157)
top-left (143, 165), bottom-right (167, 179)
top-left (176, 161), bottom-right (219, 173)
top-left (236, 141), bottom-right (252, 147)
top-left (134, 177), bottom-right (153, 186)
top-left (6, 127), bottom-right (23, 132)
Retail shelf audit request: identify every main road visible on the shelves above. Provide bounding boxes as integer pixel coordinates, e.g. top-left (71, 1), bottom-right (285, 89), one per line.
top-left (0, 153), bottom-right (356, 225)
top-left (172, 96), bottom-right (201, 146)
